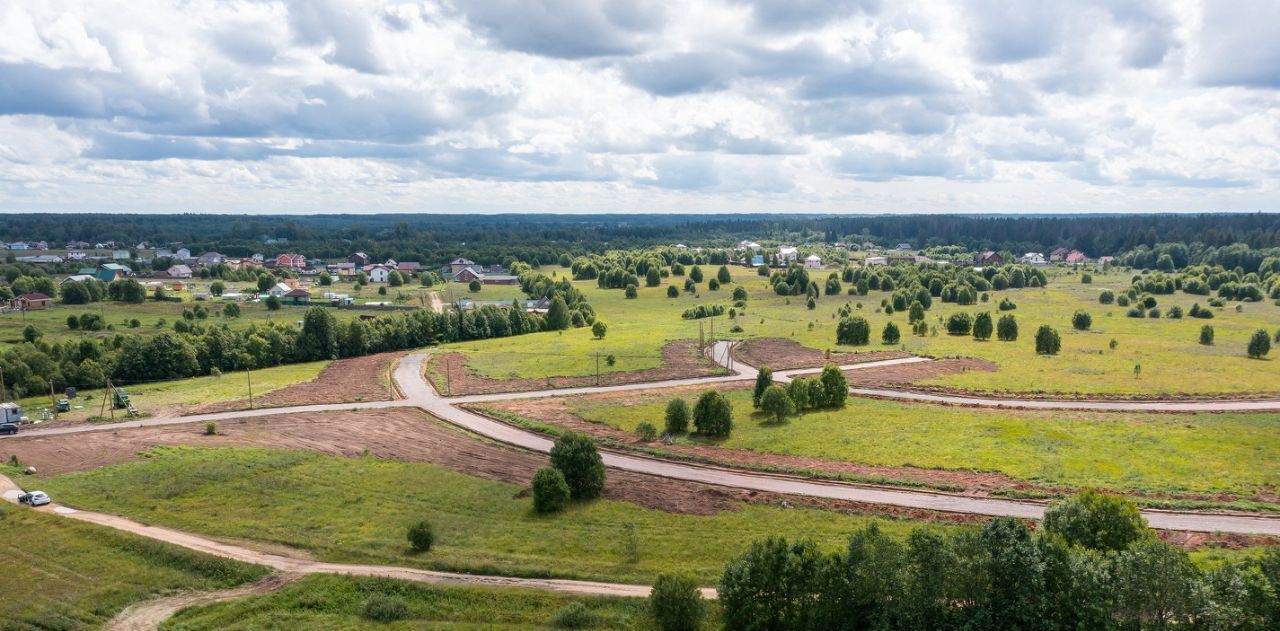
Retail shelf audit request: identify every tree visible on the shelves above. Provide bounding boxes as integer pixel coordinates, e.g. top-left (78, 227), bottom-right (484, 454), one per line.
top-left (390, 271), bottom-right (405, 287)
top-left (21, 324), bottom-right (41, 343)
top-left (717, 265), bottom-right (732, 284)
top-left (1113, 539), bottom-right (1202, 629)
top-left (256, 273), bottom-right (274, 292)
top-left (532, 467), bottom-right (571, 513)
top-left (1247, 329), bottom-right (1271, 359)
top-left (545, 296), bottom-right (570, 330)
top-left (689, 265), bottom-right (703, 283)
top-left (468, 279), bottom-right (482, 292)
top-left (819, 365), bottom-right (847, 408)
top-left (1099, 289), bottom-right (1115, 304)
top-left (153, 285), bottom-right (167, 301)
top-left (591, 320), bottom-right (607, 339)
top-left (297, 307), bottom-right (339, 361)
top-left (997, 314), bottom-right (1019, 341)
top-left (882, 321), bottom-right (901, 344)
top-left (759, 385), bottom-right (795, 423)
top-left (264, 295), bottom-right (281, 311)
top-left (1035, 325), bottom-right (1061, 355)
top-left (1072, 310), bottom-right (1092, 331)
top-left (406, 520), bottom-right (434, 552)
top-left (945, 312), bottom-right (972, 335)
top-left (318, 272), bottom-right (333, 286)
top-left (836, 316), bottom-right (870, 345)
top-left (625, 284), bottom-right (638, 299)
top-left (1199, 325), bottom-right (1214, 345)
top-left (692, 390), bottom-right (732, 437)
top-left (667, 285), bottom-right (679, 298)
top-left (1043, 489), bottom-right (1148, 552)
top-left (752, 366), bottom-right (773, 408)
top-left (720, 537), bottom-right (826, 631)
top-left (223, 302), bottom-right (241, 318)
top-left (650, 573), bottom-right (706, 631)
top-left (210, 280), bottom-right (225, 296)
top-left (646, 267), bottom-right (662, 287)
top-left (66, 314), bottom-right (79, 330)
top-left (59, 281), bottom-right (91, 305)
top-left (908, 300), bottom-right (925, 323)
top-left (664, 398), bottom-right (690, 434)
top-left (972, 312), bottom-right (993, 341)
top-left (549, 432), bottom-right (605, 500)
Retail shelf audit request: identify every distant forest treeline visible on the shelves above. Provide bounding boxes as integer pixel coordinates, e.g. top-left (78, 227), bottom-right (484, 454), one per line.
top-left (5, 213), bottom-right (1280, 264)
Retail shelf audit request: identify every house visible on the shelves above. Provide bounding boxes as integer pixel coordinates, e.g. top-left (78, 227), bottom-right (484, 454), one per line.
top-left (449, 257), bottom-right (477, 276)
top-left (8, 242), bottom-right (30, 250)
top-left (777, 246), bottom-right (798, 264)
top-left (67, 250), bottom-right (87, 260)
top-left (13, 292), bottom-right (52, 310)
top-left (1, 402), bottom-right (21, 423)
top-left (59, 274), bottom-right (96, 285)
top-left (1098, 256), bottom-right (1115, 265)
top-left (1065, 250), bottom-right (1089, 264)
top-left (348, 252), bottom-right (370, 267)
top-left (66, 240), bottom-right (91, 249)
top-left (973, 251), bottom-right (1004, 266)
top-left (864, 256), bottom-right (888, 266)
top-left (267, 283), bottom-right (292, 297)
top-left (112, 249), bottom-right (130, 260)
top-left (275, 253), bottom-right (307, 269)
top-left (452, 268), bottom-right (518, 285)
top-left (85, 263), bottom-right (131, 282)
top-left (250, 253), bottom-right (264, 264)
top-left (17, 255), bottom-right (64, 264)
top-left (94, 241), bottom-right (114, 249)
top-left (738, 240), bottom-right (762, 249)
top-left (165, 264), bottom-right (193, 279)
top-left (750, 255), bottom-right (765, 267)
top-left (1049, 247), bottom-right (1071, 262)
top-left (33, 241), bottom-right (48, 250)
top-left (283, 288), bottom-right (311, 304)
top-left (196, 252), bottom-right (224, 267)
top-left (368, 264), bottom-right (393, 283)
top-left (397, 262), bottom-right (422, 273)
top-left (894, 243), bottom-right (912, 251)
top-left (1021, 252), bottom-right (1047, 266)
top-left (803, 254), bottom-right (822, 269)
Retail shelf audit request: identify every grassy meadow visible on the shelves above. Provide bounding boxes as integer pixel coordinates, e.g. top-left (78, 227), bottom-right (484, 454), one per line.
top-left (0, 497), bottom-right (266, 629)
top-left (562, 390), bottom-right (1280, 501)
top-left (442, 265), bottom-right (1280, 395)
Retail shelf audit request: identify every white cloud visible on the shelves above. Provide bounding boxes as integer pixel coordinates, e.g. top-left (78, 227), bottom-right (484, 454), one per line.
top-left (0, 0), bottom-right (1276, 213)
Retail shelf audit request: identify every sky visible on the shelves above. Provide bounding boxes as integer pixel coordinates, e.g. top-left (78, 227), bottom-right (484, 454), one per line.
top-left (0, 0), bottom-right (1277, 215)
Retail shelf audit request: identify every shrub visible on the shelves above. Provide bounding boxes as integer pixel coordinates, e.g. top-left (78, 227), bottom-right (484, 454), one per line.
top-left (1166, 305), bottom-right (1182, 319)
top-left (945, 312), bottom-right (972, 335)
top-left (881, 321), bottom-right (901, 344)
top-left (650, 573), bottom-right (706, 631)
top-left (836, 316), bottom-right (870, 345)
top-left (1071, 310), bottom-right (1092, 331)
top-left (1247, 329), bottom-right (1271, 359)
top-left (1035, 325), bottom-right (1061, 355)
top-left (1147, 307), bottom-right (1160, 318)
top-left (998, 297), bottom-right (1017, 311)
top-left (468, 279), bottom-right (482, 292)
top-left (972, 312), bottom-right (993, 341)
top-left (692, 391), bottom-right (733, 437)
top-left (635, 422), bottom-right (658, 441)
top-left (1116, 294), bottom-right (1131, 307)
top-left (591, 321), bottom-right (607, 339)
top-left (532, 467), bottom-right (571, 513)
top-left (625, 284), bottom-right (638, 299)
top-left (551, 602), bottom-right (595, 629)
top-left (752, 367), bottom-right (773, 408)
top-left (204, 422), bottom-right (217, 436)
top-left (1043, 490), bottom-right (1147, 552)
top-left (759, 385), bottom-right (795, 423)
top-left (406, 520), bottom-right (434, 552)
top-left (1189, 303), bottom-right (1214, 319)
top-left (1126, 307), bottom-right (1145, 318)
top-left (667, 285), bottom-right (679, 298)
top-left (1099, 289), bottom-right (1115, 304)
top-left (362, 595), bottom-right (410, 622)
top-left (1081, 273), bottom-right (1092, 284)
top-left (1199, 325), bottom-right (1214, 346)
top-left (550, 432), bottom-right (606, 500)
top-left (664, 398), bottom-right (690, 433)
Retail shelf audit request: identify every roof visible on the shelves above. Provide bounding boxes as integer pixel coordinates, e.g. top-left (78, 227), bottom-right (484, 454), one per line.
top-left (102, 263), bottom-right (130, 271)
top-left (450, 257), bottom-right (475, 265)
top-left (283, 288), bottom-right (311, 297)
top-left (167, 264), bottom-right (193, 274)
top-left (805, 254), bottom-right (821, 261)
top-left (0, 402), bottom-right (19, 410)
top-left (19, 292), bottom-right (51, 301)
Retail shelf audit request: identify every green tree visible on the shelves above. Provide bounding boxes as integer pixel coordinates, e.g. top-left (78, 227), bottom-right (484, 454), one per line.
top-left (997, 314), bottom-right (1018, 341)
top-left (692, 390), bottom-right (732, 437)
top-left (1035, 325), bottom-right (1061, 355)
top-left (945, 312), bottom-right (972, 335)
top-left (836, 316), bottom-right (870, 345)
top-left (1199, 325), bottom-right (1214, 345)
top-left (210, 280), bottom-right (225, 296)
top-left (546, 296), bottom-right (570, 330)
top-left (1247, 329), bottom-right (1271, 359)
top-left (646, 267), bottom-right (662, 287)
top-left (625, 284), bottom-right (638, 299)
top-left (1112, 539), bottom-right (1203, 629)
top-left (531, 467), bottom-right (571, 513)
top-left (297, 307), bottom-right (339, 361)
top-left (1072, 310), bottom-right (1092, 331)
top-left (882, 321), bottom-right (901, 344)
top-left (1099, 289), bottom-right (1115, 304)
top-left (720, 537), bottom-right (825, 631)
top-left (689, 265), bottom-right (704, 283)
top-left (59, 281), bottom-right (91, 305)
top-left (591, 320), bottom-right (607, 339)
top-left (908, 300), bottom-right (925, 323)
top-left (977, 517), bottom-right (1049, 630)
top-left (256, 273), bottom-right (274, 292)
top-left (664, 398), bottom-right (690, 434)
top-left (406, 520), bottom-right (434, 552)
top-left (549, 432), bottom-right (606, 500)
top-left (264, 295), bottom-right (281, 310)
top-left (468, 279), bottom-right (482, 292)
top-left (650, 573), bottom-right (706, 631)
top-left (21, 324), bottom-right (41, 343)
top-left (318, 272), bottom-right (332, 286)
top-left (717, 266), bottom-right (732, 284)
top-left (389, 271), bottom-right (404, 287)
top-left (1042, 489), bottom-right (1148, 552)
top-left (759, 385), bottom-right (795, 423)
top-left (223, 302), bottom-right (241, 318)
top-left (819, 365), bottom-right (848, 408)
top-left (667, 285), bottom-right (679, 298)
top-left (972, 312), bottom-right (993, 341)
top-left (752, 366), bottom-right (772, 408)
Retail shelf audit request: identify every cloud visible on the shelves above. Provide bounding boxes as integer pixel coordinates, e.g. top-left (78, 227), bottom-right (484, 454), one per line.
top-left (450, 0), bottom-right (665, 58)
top-left (286, 0), bottom-right (386, 73)
top-left (620, 52), bottom-right (737, 96)
top-left (832, 146), bottom-right (990, 182)
top-left (736, 0), bottom-right (880, 31)
top-left (1195, 1), bottom-right (1280, 88)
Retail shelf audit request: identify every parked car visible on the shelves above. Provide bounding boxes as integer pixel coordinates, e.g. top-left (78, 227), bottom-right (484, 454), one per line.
top-left (17, 491), bottom-right (50, 506)
top-left (0, 423), bottom-right (17, 435)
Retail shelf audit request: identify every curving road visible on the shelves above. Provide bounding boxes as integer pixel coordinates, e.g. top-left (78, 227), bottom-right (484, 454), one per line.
top-left (5, 349), bottom-right (1280, 535)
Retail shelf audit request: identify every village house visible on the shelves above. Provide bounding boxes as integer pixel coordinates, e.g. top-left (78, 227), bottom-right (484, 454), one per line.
top-left (803, 254), bottom-right (822, 269)
top-left (17, 255), bottom-right (64, 264)
top-left (8, 242), bottom-right (30, 250)
top-left (33, 241), bottom-right (48, 250)
top-left (80, 263), bottom-right (131, 282)
top-left (283, 288), bottom-right (311, 304)
top-left (164, 264), bottom-right (194, 279)
top-left (777, 246), bottom-right (798, 264)
top-left (66, 241), bottom-right (91, 249)
top-left (974, 251), bottom-right (1004, 266)
top-left (449, 257), bottom-right (477, 276)
top-left (368, 264), bottom-right (393, 283)
top-left (864, 255), bottom-right (888, 266)
top-left (111, 249), bottom-right (130, 260)
top-left (1098, 256), bottom-right (1116, 265)
top-left (1065, 250), bottom-right (1089, 264)
top-left (196, 252), bottom-right (224, 267)
top-left (59, 274), bottom-right (96, 286)
top-left (275, 253), bottom-right (307, 269)
top-left (348, 252), bottom-right (370, 266)
top-left (12, 292), bottom-right (52, 310)
top-left (267, 282), bottom-right (292, 297)
top-left (1049, 247), bottom-right (1071, 262)
top-left (1021, 252), bottom-right (1047, 266)
top-left (750, 254), bottom-right (765, 267)
top-left (67, 250), bottom-right (87, 260)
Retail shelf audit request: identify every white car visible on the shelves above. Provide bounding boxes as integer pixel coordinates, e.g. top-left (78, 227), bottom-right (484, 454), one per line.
top-left (18, 491), bottom-right (50, 507)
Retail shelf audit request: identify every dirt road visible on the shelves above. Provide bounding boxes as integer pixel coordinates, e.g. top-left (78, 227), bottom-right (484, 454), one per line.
top-left (103, 575), bottom-right (298, 631)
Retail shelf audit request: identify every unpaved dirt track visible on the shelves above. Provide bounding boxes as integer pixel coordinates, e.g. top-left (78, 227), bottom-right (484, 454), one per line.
top-left (103, 574), bottom-right (298, 631)
top-left (7, 347), bottom-right (1280, 535)
top-left (1, 475), bottom-right (713, 600)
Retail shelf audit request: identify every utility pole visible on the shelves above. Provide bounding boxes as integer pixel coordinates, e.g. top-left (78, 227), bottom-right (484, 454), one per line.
top-left (49, 380), bottom-right (57, 420)
top-left (100, 378), bottom-right (109, 420)
top-left (0, 365), bottom-right (6, 402)
top-left (444, 356), bottom-right (452, 396)
top-left (595, 352), bottom-right (600, 386)
top-left (246, 366), bottom-right (254, 409)
top-left (107, 379), bottom-right (114, 421)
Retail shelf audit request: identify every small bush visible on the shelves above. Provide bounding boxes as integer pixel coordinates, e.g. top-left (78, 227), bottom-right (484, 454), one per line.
top-left (650, 573), bottom-right (706, 631)
top-left (1199, 325), bottom-right (1214, 346)
top-left (1035, 325), bottom-right (1061, 355)
top-left (204, 422), bottom-right (217, 436)
top-left (550, 433), bottom-right (606, 500)
top-left (1071, 310), bottom-right (1091, 331)
top-left (551, 602), bottom-right (596, 629)
top-left (532, 467), bottom-right (571, 513)
top-left (362, 595), bottom-right (410, 622)
top-left (406, 520), bottom-right (434, 552)
top-left (664, 398), bottom-right (690, 434)
top-left (635, 422), bottom-right (658, 441)
top-left (1098, 290), bottom-right (1114, 304)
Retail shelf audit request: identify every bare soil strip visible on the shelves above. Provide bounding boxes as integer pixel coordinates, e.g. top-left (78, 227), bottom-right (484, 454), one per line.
top-left (733, 338), bottom-right (911, 371)
top-left (429, 340), bottom-right (726, 396)
top-left (103, 574), bottom-right (299, 631)
top-left (182, 351), bottom-right (405, 415)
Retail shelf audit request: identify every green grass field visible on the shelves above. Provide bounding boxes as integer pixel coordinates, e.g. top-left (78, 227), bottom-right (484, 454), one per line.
top-left (0, 498), bottom-right (266, 629)
top-left (13, 360), bottom-right (328, 423)
top-left (565, 390), bottom-right (1280, 500)
top-left (38, 446), bottom-right (941, 584)
top-left (442, 266), bottom-right (1280, 395)
top-left (165, 574), bottom-right (678, 630)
